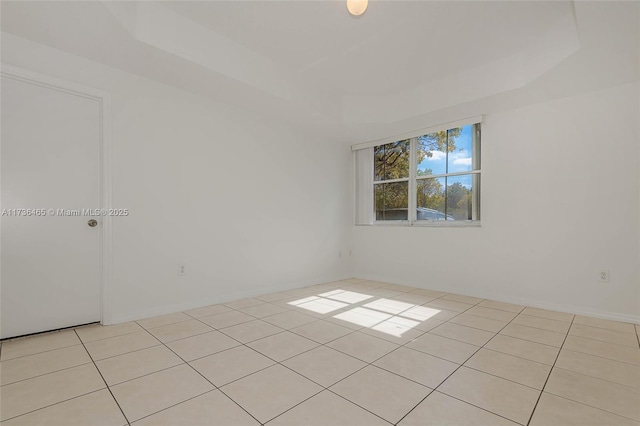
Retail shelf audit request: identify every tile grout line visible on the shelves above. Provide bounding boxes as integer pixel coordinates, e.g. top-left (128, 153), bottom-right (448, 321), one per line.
top-left (137, 317), bottom-right (192, 330)
top-left (145, 301), bottom-right (264, 331)
top-left (129, 388), bottom-right (220, 425)
top-left (97, 362), bottom-right (192, 388)
top-left (87, 322), bottom-right (234, 421)
top-left (558, 346), bottom-right (640, 368)
top-left (487, 332), bottom-right (562, 348)
top-left (573, 314), bottom-right (636, 334)
top-left (259, 388), bottom-right (326, 425)
top-left (476, 345), bottom-right (556, 366)
top-left (564, 332), bottom-right (640, 350)
top-left (395, 302), bottom-right (529, 426)
top-left (81, 327), bottom-right (148, 343)
top-left (148, 322), bottom-right (265, 426)
top-left (4, 283), bottom-right (634, 425)
top-left (474, 304), bottom-right (525, 315)
top-left (198, 282), bottom-right (632, 421)
top-left (118, 285), bottom-right (637, 424)
top-left (504, 314), bottom-right (571, 334)
top-left (0, 335), bottom-right (140, 422)
top-left (570, 329), bottom-right (640, 345)
top-left (491, 332), bottom-right (564, 350)
top-left (105, 294), bottom-right (640, 425)
top-left (87, 342), bottom-right (163, 363)
top-left (1, 360), bottom-right (95, 388)
top-left (0, 388), bottom-right (116, 424)
top-left (524, 314), bottom-right (575, 426)
top-left (550, 365), bottom-right (640, 392)
top-left (149, 303), bottom-right (356, 373)
top-left (568, 321), bottom-right (638, 336)
top-left (388, 300), bottom-right (493, 364)
top-left (503, 322), bottom-right (567, 337)
top-left (73, 329), bottom-right (132, 426)
top-left (263, 336), bottom-right (401, 424)
top-left (324, 390), bottom-right (395, 425)
top-left (377, 332), bottom-right (567, 394)
top-left (187, 314), bottom-right (364, 425)
top-left (126, 282), bottom-right (640, 422)
top-left (215, 321), bottom-right (287, 343)
top-left (77, 322), bottom-right (143, 339)
top-left (0, 284), bottom-right (436, 424)
top-left (222, 288), bottom-right (456, 425)
top-left (535, 389), bottom-right (640, 423)
top-left (279, 320), bottom-right (354, 344)
top-left (0, 341), bottom-right (82, 362)
top-left (514, 312), bottom-right (572, 323)
top-left (340, 297), bottom-right (484, 369)
top-left (373, 328), bottom-right (553, 393)
top-left (269, 298), bottom-right (481, 425)
top-left (455, 364), bottom-right (547, 393)
top-left (411, 390), bottom-right (522, 426)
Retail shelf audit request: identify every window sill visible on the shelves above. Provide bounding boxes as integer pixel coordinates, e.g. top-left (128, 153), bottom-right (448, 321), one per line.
top-left (357, 221), bottom-right (481, 228)
top-left (412, 221), bottom-right (481, 228)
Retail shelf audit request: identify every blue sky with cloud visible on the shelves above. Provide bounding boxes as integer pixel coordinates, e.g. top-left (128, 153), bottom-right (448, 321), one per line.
top-left (418, 125), bottom-right (473, 186)
top-left (417, 124), bottom-right (473, 176)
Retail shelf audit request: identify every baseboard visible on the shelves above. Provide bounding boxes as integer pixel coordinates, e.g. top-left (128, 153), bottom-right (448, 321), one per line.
top-left (354, 273), bottom-right (640, 325)
top-left (105, 273), bottom-right (352, 325)
top-left (107, 273), bottom-right (639, 326)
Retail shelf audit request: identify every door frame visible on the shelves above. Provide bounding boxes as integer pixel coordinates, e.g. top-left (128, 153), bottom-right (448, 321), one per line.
top-left (1, 63), bottom-right (113, 326)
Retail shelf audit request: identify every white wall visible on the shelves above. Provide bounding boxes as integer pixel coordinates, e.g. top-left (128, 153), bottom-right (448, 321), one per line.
top-left (3, 32), bottom-right (638, 326)
top-left (354, 82), bottom-right (640, 322)
top-left (1, 33), bottom-right (353, 324)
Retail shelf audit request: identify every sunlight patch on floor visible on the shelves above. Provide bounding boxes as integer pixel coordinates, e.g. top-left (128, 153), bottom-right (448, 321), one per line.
top-left (320, 290), bottom-right (374, 304)
top-left (288, 296), bottom-right (348, 314)
top-left (333, 307), bottom-right (392, 328)
top-left (363, 298), bottom-right (415, 315)
top-left (287, 289), bottom-right (440, 337)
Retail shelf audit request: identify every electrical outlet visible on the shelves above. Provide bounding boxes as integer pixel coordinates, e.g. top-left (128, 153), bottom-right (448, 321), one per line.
top-left (598, 270), bottom-right (609, 283)
top-left (178, 264), bottom-right (186, 276)
top-left (338, 251), bottom-right (342, 259)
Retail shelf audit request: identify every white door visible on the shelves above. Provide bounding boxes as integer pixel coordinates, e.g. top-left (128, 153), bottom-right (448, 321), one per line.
top-left (1, 74), bottom-right (102, 339)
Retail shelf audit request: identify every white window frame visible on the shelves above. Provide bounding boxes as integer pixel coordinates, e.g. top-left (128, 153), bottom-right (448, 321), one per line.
top-left (354, 117), bottom-right (482, 227)
top-left (372, 139), bottom-right (411, 223)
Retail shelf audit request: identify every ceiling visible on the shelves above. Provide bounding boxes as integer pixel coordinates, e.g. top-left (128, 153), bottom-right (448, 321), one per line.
top-left (1, 1), bottom-right (638, 143)
top-left (162, 1), bottom-right (571, 95)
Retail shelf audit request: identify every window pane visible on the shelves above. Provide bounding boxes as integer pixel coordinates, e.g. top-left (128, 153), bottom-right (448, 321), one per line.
top-left (375, 181), bottom-right (408, 220)
top-left (416, 177), bottom-right (446, 220)
top-left (417, 174), bottom-right (477, 221)
top-left (417, 126), bottom-right (474, 176)
top-left (447, 125), bottom-right (473, 173)
top-left (417, 132), bottom-right (446, 176)
top-left (446, 174), bottom-right (474, 220)
top-left (374, 140), bottom-right (409, 181)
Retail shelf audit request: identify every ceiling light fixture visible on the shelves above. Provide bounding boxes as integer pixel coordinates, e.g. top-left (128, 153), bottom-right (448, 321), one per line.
top-left (347, 0), bottom-right (368, 16)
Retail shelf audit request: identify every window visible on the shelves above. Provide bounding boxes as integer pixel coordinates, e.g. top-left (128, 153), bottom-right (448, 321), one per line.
top-left (374, 140), bottom-right (410, 220)
top-left (355, 119), bottom-right (481, 225)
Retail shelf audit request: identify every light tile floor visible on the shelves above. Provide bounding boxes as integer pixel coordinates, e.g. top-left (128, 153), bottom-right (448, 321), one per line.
top-left (1, 278), bottom-right (639, 425)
